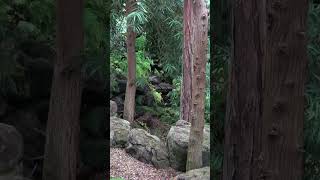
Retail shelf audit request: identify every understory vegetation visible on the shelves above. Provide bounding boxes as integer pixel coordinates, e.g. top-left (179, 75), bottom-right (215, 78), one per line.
top-left (110, 0), bottom-right (211, 131)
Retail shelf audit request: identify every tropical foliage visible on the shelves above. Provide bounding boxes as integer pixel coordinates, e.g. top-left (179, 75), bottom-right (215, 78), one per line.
top-left (110, 0), bottom-right (211, 124)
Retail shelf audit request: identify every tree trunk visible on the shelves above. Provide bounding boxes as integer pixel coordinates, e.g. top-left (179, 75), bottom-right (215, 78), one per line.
top-left (223, 0), bottom-right (265, 179)
top-left (223, 0), bottom-right (308, 179)
top-left (123, 0), bottom-right (137, 122)
top-left (42, 0), bottom-right (83, 179)
top-left (180, 0), bottom-right (192, 122)
top-left (186, 0), bottom-right (209, 171)
top-left (260, 0), bottom-right (308, 179)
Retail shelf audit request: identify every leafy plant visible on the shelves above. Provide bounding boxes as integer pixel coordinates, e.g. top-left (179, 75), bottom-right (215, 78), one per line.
top-left (167, 76), bottom-right (182, 108)
top-left (126, 0), bottom-right (148, 33)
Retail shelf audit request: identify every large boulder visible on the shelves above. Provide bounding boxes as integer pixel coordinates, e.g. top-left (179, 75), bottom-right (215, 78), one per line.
top-left (167, 120), bottom-right (210, 171)
top-left (110, 101), bottom-right (117, 116)
top-left (172, 167), bottom-right (210, 180)
top-left (126, 128), bottom-right (170, 168)
top-left (111, 96), bottom-right (124, 114)
top-left (0, 123), bottom-right (24, 179)
top-left (2, 110), bottom-right (45, 160)
top-left (110, 116), bottom-right (131, 147)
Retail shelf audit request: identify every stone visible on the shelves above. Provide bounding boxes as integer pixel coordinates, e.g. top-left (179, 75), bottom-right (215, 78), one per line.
top-left (110, 116), bottom-right (131, 147)
top-left (166, 120), bottom-right (210, 171)
top-left (110, 100), bottom-right (117, 116)
top-left (126, 128), bottom-right (170, 168)
top-left (112, 96), bottom-right (124, 114)
top-left (172, 167), bottom-right (210, 180)
top-left (2, 109), bottom-right (45, 160)
top-left (149, 75), bottom-right (161, 84)
top-left (0, 123), bottom-right (24, 179)
top-left (154, 82), bottom-right (173, 93)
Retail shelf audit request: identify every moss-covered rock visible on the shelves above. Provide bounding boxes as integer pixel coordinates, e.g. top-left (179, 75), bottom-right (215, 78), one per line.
top-left (125, 128), bottom-right (170, 168)
top-left (110, 116), bottom-right (131, 147)
top-left (166, 120), bottom-right (210, 172)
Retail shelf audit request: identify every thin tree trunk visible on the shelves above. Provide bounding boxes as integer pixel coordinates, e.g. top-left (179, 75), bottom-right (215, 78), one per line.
top-left (180, 0), bottom-right (192, 122)
top-left (186, 0), bottom-right (209, 171)
top-left (260, 0), bottom-right (308, 179)
top-left (123, 0), bottom-right (137, 122)
top-left (223, 0), bottom-right (266, 179)
top-left (42, 0), bottom-right (84, 179)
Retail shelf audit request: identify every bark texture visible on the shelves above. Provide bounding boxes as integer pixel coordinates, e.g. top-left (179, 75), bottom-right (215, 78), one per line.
top-left (223, 0), bottom-right (266, 179)
top-left (123, 0), bottom-right (137, 122)
top-left (42, 0), bottom-right (84, 179)
top-left (186, 0), bottom-right (209, 171)
top-left (260, 0), bottom-right (308, 179)
top-left (180, 0), bottom-right (192, 122)
top-left (223, 0), bottom-right (308, 179)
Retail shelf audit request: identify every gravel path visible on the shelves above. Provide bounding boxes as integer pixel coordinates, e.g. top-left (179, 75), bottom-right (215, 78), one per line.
top-left (110, 148), bottom-right (179, 180)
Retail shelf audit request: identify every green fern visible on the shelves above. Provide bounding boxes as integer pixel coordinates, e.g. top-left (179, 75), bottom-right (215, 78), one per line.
top-left (126, 0), bottom-right (148, 33)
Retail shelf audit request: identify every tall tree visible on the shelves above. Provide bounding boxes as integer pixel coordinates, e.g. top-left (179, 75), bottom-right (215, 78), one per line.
top-left (123, 0), bottom-right (137, 122)
top-left (42, 0), bottom-right (84, 179)
top-left (222, 0), bottom-right (265, 179)
top-left (223, 0), bottom-right (308, 179)
top-left (180, 0), bottom-right (192, 122)
top-left (186, 0), bottom-right (209, 171)
top-left (260, 0), bottom-right (308, 179)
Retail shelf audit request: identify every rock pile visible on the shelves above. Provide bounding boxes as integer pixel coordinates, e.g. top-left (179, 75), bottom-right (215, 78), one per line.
top-left (110, 101), bottom-right (211, 179)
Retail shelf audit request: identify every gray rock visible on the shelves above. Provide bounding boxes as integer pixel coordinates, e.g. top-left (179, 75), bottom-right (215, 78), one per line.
top-left (126, 128), bottom-right (169, 168)
top-left (2, 109), bottom-right (45, 168)
top-left (173, 167), bottom-right (210, 180)
top-left (175, 119), bottom-right (190, 127)
top-left (112, 96), bottom-right (124, 113)
top-left (110, 100), bottom-right (117, 116)
top-left (110, 116), bottom-right (131, 147)
top-left (149, 75), bottom-right (161, 84)
top-left (154, 82), bottom-right (173, 92)
top-left (0, 123), bottom-right (23, 178)
top-left (166, 120), bottom-right (210, 171)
